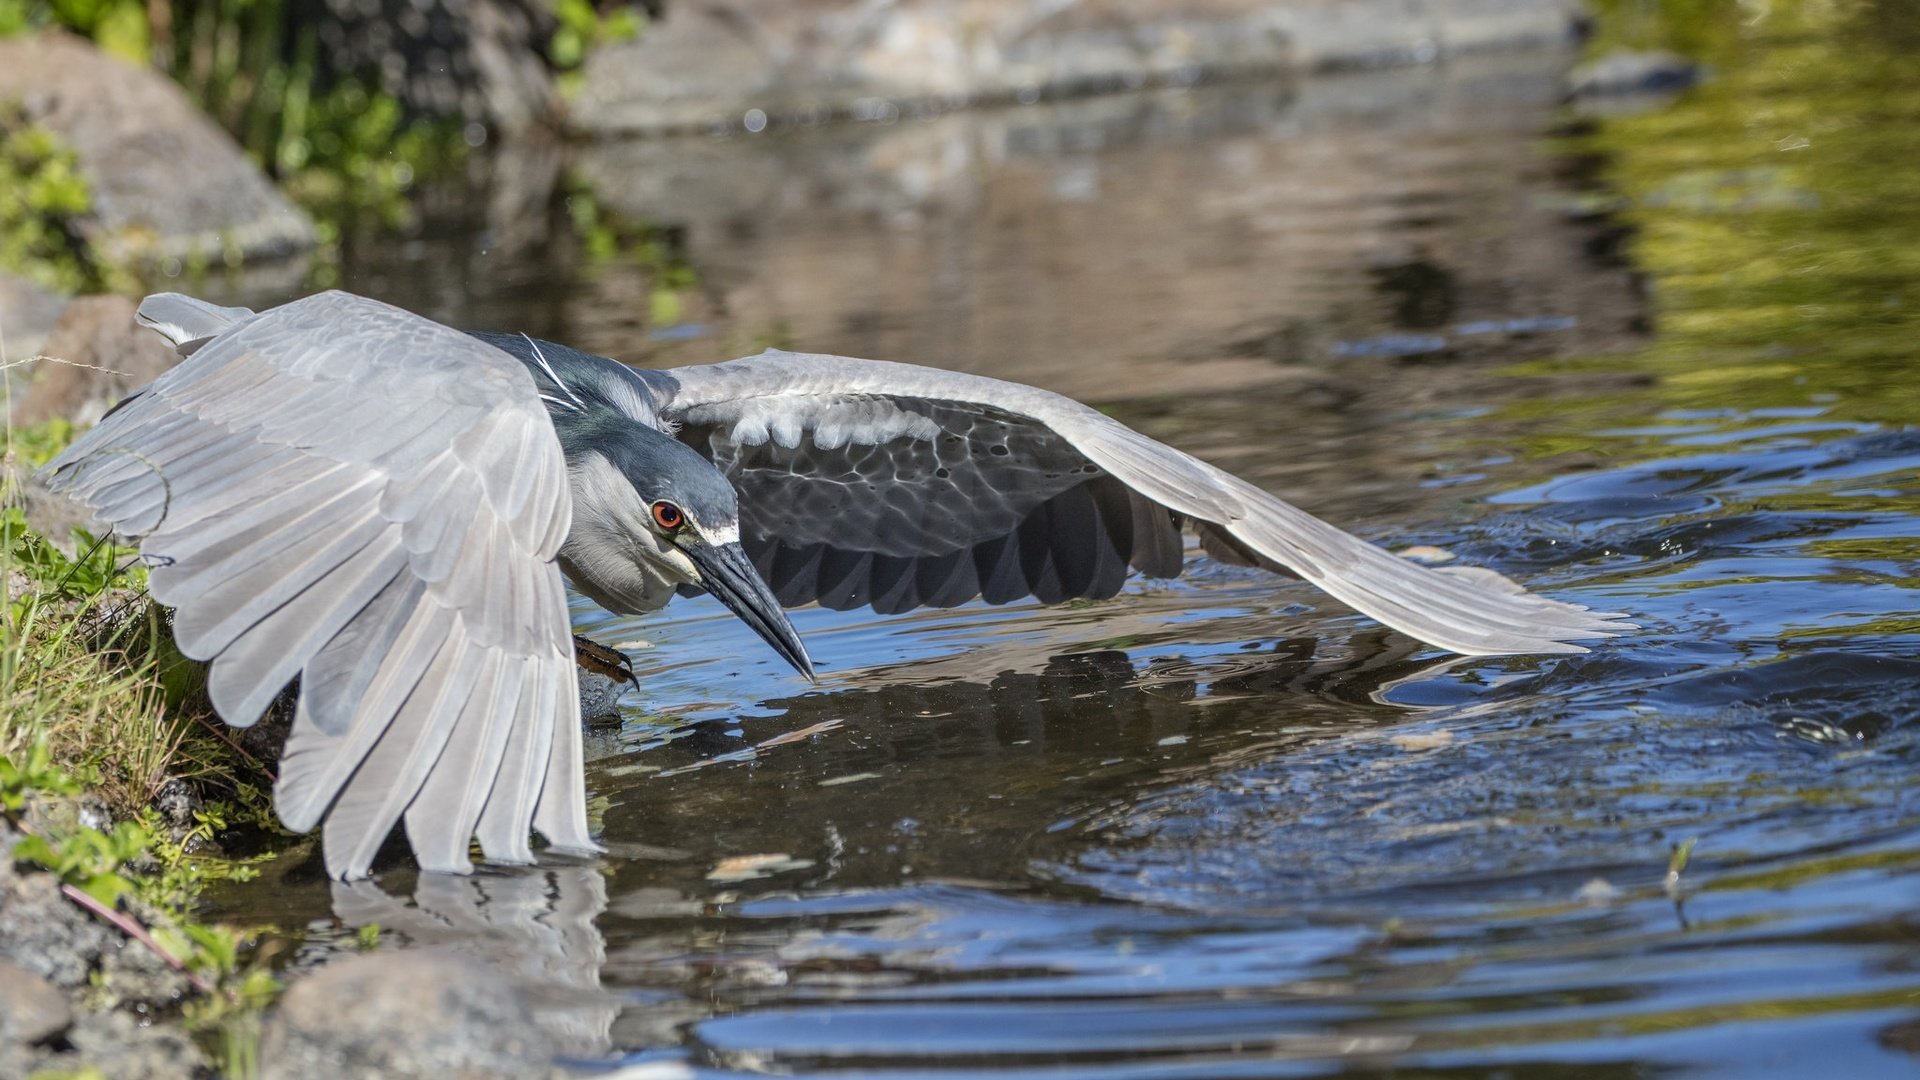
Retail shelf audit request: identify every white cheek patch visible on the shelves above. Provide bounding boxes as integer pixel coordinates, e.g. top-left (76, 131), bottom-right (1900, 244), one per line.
top-left (697, 522), bottom-right (741, 546)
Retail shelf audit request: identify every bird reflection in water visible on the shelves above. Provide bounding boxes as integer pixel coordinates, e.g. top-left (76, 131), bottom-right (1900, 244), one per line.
top-left (328, 865), bottom-right (620, 1059)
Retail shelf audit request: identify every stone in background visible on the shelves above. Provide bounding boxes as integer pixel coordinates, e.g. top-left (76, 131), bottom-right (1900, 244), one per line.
top-left (572, 0), bottom-right (1582, 134)
top-left (0, 31), bottom-right (315, 270)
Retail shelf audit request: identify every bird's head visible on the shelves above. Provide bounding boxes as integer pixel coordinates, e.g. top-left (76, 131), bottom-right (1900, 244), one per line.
top-left (569, 419), bottom-right (814, 679)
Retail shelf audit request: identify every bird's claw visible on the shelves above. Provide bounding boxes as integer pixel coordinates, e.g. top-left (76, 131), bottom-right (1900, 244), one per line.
top-left (572, 634), bottom-right (637, 684)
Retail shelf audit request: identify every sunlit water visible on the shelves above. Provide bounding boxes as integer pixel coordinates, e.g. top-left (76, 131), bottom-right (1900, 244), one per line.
top-left (209, 8), bottom-right (1920, 1075)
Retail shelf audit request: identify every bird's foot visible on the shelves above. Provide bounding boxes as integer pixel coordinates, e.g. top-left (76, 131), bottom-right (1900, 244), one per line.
top-left (572, 634), bottom-right (637, 684)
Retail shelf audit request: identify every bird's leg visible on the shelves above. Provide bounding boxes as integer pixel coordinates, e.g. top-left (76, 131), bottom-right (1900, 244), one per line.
top-left (572, 634), bottom-right (637, 684)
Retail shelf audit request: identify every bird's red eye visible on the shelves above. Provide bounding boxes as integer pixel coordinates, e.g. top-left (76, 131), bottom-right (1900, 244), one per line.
top-left (651, 501), bottom-right (685, 530)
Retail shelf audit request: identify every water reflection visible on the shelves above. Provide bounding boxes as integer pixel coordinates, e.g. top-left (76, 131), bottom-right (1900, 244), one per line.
top-left (584, 629), bottom-right (1472, 896)
top-left (325, 867), bottom-right (621, 1059)
top-left (560, 51), bottom-right (1643, 406)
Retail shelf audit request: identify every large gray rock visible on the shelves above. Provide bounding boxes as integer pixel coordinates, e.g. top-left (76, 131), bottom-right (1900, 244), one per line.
top-left (0, 31), bottom-right (314, 267)
top-left (260, 949), bottom-right (562, 1080)
top-left (571, 0), bottom-right (1580, 134)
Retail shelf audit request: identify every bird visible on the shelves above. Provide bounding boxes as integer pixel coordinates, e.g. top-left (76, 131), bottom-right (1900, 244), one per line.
top-left (39, 290), bottom-right (1628, 880)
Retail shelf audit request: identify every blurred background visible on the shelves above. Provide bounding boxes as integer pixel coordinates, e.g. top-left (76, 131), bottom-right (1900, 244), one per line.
top-left (7, 0), bottom-right (1920, 1076)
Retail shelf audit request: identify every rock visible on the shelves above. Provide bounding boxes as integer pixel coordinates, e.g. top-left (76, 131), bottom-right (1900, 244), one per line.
top-left (0, 958), bottom-right (72, 1045)
top-left (573, 0), bottom-right (1295, 134)
top-left (571, 0), bottom-right (1582, 135)
top-left (94, 912), bottom-right (196, 1012)
top-left (20, 790), bottom-right (114, 840)
top-left (0, 30), bottom-right (314, 268)
top-left (59, 1008), bottom-right (208, 1080)
top-left (260, 950), bottom-right (561, 1080)
top-left (0, 834), bottom-right (190, 1010)
top-left (8, 293), bottom-right (180, 428)
top-left (0, 867), bottom-right (117, 990)
top-left (0, 273), bottom-right (69, 364)
top-left (326, 868), bottom-right (624, 1059)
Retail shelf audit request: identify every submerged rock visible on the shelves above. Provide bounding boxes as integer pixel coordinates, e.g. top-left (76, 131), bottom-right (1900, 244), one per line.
top-left (0, 30), bottom-right (314, 269)
top-left (578, 667), bottom-right (629, 720)
top-left (260, 949), bottom-right (562, 1080)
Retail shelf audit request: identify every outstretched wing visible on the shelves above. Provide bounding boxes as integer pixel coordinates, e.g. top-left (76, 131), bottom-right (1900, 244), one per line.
top-left (648, 350), bottom-right (1628, 656)
top-left (40, 291), bottom-right (594, 879)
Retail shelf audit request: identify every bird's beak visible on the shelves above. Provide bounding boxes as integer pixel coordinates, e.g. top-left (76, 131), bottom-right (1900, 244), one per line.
top-left (687, 541), bottom-right (815, 680)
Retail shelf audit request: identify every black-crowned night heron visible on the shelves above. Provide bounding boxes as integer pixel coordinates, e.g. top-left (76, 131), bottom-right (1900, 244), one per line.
top-left (40, 291), bottom-right (1627, 879)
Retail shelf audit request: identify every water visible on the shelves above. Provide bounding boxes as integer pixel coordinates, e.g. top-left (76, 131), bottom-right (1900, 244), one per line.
top-left (209, 6), bottom-right (1920, 1075)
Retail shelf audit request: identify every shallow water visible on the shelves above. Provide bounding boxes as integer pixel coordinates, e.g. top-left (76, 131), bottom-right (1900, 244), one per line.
top-left (211, 7), bottom-right (1920, 1075)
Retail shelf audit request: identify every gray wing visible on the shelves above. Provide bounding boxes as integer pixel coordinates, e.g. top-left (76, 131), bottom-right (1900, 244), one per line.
top-left (652, 350), bottom-right (1629, 656)
top-left (39, 291), bottom-right (595, 879)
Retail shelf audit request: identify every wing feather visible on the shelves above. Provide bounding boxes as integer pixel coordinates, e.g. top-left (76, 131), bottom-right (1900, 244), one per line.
top-left (531, 660), bottom-right (594, 853)
top-left (322, 625), bottom-right (483, 878)
top-left (403, 656), bottom-right (524, 871)
top-left (473, 664), bottom-right (554, 864)
top-left (655, 351), bottom-right (1630, 656)
top-left (40, 291), bottom-right (589, 879)
top-left (201, 531), bottom-right (411, 723)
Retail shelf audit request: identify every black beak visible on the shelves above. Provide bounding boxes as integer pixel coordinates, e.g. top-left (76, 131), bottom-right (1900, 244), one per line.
top-left (688, 541), bottom-right (815, 680)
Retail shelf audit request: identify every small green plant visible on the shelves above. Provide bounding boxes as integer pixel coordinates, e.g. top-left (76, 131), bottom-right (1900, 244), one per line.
top-left (11, 817), bottom-right (148, 905)
top-left (170, 918), bottom-right (280, 1079)
top-left (1666, 835), bottom-right (1699, 898)
top-left (2, 510), bottom-right (136, 605)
